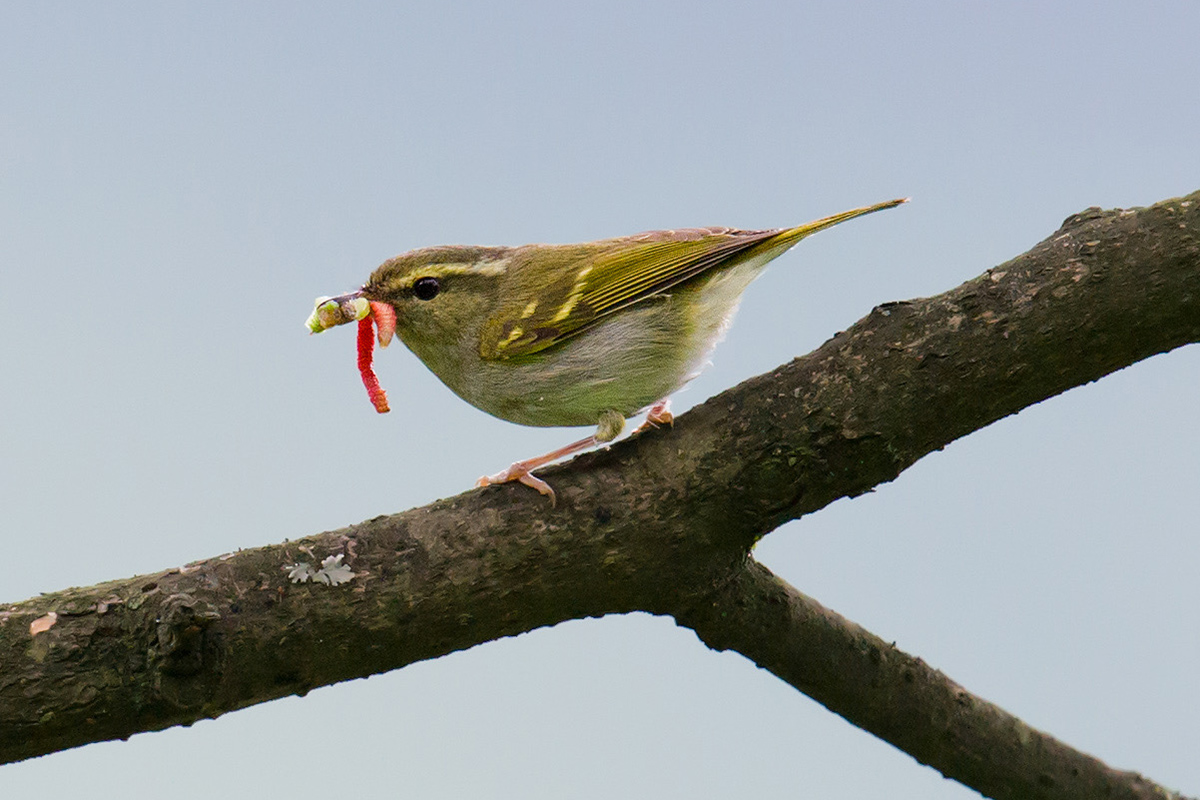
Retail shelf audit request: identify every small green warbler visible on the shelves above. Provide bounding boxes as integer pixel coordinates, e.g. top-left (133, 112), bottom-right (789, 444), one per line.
top-left (308, 198), bottom-right (906, 502)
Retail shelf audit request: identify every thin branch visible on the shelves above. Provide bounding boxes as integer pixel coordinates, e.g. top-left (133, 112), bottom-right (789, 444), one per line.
top-left (680, 558), bottom-right (1191, 800)
top-left (1, 193), bottom-right (1197, 800)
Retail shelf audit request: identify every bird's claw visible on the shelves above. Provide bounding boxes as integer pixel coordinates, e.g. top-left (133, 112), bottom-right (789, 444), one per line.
top-left (476, 464), bottom-right (557, 505)
top-left (632, 400), bottom-right (674, 435)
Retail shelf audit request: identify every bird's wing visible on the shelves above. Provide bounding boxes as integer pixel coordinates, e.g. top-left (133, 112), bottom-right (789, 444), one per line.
top-left (477, 198), bottom-right (907, 360)
top-left (478, 226), bottom-right (781, 360)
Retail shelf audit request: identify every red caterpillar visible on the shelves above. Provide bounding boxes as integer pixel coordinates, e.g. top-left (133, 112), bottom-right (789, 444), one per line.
top-left (356, 301), bottom-right (396, 414)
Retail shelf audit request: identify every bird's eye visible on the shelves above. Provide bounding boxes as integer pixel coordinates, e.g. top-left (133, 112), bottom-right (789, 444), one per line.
top-left (412, 276), bottom-right (440, 301)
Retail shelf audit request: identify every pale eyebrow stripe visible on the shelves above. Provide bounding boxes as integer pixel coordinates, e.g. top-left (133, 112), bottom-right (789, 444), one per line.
top-left (384, 259), bottom-right (510, 291)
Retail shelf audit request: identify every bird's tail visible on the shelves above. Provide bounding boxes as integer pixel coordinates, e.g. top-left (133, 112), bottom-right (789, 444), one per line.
top-left (768, 197), bottom-right (909, 250)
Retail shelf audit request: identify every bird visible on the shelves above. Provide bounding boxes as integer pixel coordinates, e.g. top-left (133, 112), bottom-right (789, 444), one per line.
top-left (307, 198), bottom-right (907, 502)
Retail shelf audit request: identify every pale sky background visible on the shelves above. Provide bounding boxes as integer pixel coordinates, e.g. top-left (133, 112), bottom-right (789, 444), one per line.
top-left (2, 3), bottom-right (1198, 798)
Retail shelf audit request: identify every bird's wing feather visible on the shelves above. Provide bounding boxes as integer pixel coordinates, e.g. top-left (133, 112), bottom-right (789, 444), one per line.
top-left (477, 198), bottom-right (908, 359)
top-left (478, 227), bottom-right (781, 359)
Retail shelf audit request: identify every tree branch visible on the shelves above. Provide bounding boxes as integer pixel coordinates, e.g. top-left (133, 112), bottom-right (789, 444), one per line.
top-left (681, 557), bottom-right (1185, 800)
top-left (2, 192), bottom-right (1197, 799)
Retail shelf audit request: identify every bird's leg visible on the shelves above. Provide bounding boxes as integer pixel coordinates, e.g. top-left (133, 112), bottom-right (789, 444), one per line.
top-left (632, 398), bottom-right (673, 435)
top-left (476, 434), bottom-right (599, 503)
top-left (477, 410), bottom-right (626, 505)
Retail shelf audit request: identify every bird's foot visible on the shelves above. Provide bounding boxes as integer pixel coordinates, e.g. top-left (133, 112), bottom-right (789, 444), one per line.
top-left (477, 464), bottom-right (557, 505)
top-left (633, 399), bottom-right (674, 435)
top-left (475, 433), bottom-right (602, 506)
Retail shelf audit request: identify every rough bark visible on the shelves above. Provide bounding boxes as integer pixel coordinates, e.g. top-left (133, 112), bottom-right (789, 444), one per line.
top-left (682, 559), bottom-right (1182, 800)
top-left (2, 192), bottom-right (1198, 800)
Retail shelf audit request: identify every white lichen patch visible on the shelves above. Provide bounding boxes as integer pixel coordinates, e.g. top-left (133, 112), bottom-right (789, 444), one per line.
top-left (286, 553), bottom-right (355, 586)
top-left (287, 563), bottom-right (316, 583)
top-left (315, 554), bottom-right (355, 586)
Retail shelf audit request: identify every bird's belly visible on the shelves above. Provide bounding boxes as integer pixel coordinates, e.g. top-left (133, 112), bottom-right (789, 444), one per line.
top-left (457, 299), bottom-right (717, 428)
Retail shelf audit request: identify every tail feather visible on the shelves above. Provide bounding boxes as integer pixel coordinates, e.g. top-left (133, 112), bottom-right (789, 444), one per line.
top-left (769, 197), bottom-right (909, 250)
